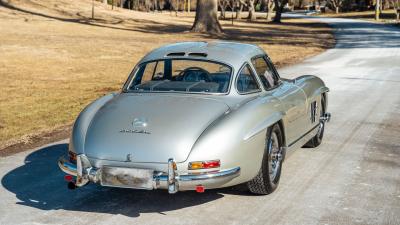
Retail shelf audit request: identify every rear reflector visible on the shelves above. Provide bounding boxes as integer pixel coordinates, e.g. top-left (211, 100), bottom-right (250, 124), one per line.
top-left (64, 175), bottom-right (73, 182)
top-left (196, 185), bottom-right (205, 193)
top-left (188, 160), bottom-right (220, 170)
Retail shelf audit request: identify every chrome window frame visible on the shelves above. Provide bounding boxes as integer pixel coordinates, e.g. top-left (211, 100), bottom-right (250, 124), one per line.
top-left (250, 54), bottom-right (282, 91)
top-left (235, 62), bottom-right (262, 95)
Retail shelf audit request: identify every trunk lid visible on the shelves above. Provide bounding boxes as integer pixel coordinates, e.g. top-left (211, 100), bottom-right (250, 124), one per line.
top-left (84, 94), bottom-right (229, 163)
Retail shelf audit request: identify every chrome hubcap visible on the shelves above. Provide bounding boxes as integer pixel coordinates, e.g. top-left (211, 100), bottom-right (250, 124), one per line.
top-left (268, 132), bottom-right (281, 182)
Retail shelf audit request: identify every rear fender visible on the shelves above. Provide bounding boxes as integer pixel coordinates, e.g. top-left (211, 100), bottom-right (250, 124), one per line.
top-left (186, 96), bottom-right (286, 185)
top-left (69, 93), bottom-right (118, 154)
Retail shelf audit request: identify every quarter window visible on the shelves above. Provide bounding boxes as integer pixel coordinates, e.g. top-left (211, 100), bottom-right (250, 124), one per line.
top-left (236, 64), bottom-right (260, 94)
top-left (251, 57), bottom-right (279, 89)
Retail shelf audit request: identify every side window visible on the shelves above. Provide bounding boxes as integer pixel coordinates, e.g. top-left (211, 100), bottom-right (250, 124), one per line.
top-left (236, 64), bottom-right (261, 94)
top-left (141, 61), bottom-right (157, 83)
top-left (251, 56), bottom-right (279, 90)
top-left (153, 61), bottom-right (164, 80)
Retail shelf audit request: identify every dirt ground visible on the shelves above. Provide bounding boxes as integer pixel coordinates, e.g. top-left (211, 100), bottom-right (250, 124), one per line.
top-left (0, 0), bottom-right (334, 152)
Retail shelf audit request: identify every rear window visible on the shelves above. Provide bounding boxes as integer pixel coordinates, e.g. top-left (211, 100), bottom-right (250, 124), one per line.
top-left (126, 59), bottom-right (232, 94)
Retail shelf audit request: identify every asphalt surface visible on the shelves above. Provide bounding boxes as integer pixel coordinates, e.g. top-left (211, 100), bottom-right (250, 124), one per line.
top-left (1, 16), bottom-right (399, 225)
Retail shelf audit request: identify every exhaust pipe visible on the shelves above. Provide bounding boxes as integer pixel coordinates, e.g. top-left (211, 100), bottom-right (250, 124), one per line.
top-left (68, 182), bottom-right (77, 190)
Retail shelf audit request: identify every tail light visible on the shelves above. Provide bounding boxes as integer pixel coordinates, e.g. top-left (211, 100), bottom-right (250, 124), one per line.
top-left (188, 160), bottom-right (220, 170)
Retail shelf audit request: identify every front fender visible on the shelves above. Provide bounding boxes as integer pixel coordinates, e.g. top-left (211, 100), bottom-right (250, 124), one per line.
top-left (69, 93), bottom-right (118, 154)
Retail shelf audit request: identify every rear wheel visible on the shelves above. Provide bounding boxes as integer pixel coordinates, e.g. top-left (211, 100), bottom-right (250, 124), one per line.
top-left (247, 124), bottom-right (283, 195)
top-left (304, 95), bottom-right (326, 148)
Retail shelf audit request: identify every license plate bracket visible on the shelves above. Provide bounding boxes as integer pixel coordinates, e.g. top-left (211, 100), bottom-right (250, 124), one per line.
top-left (100, 167), bottom-right (154, 189)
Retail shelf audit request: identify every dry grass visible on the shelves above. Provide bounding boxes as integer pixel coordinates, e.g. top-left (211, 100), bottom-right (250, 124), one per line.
top-left (0, 0), bottom-right (334, 149)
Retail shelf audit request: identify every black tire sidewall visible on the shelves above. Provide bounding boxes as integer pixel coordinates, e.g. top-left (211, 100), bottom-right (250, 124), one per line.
top-left (261, 124), bottom-right (283, 192)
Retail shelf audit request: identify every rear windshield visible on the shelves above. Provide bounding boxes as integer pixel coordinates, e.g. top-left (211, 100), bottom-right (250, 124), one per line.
top-left (125, 59), bottom-right (232, 94)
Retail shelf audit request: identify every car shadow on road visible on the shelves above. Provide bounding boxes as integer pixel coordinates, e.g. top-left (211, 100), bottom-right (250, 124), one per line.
top-left (0, 143), bottom-right (249, 217)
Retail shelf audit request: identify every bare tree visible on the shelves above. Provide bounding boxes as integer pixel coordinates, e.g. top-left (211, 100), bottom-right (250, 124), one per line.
top-left (235, 0), bottom-right (246, 19)
top-left (329, 0), bottom-right (343, 13)
top-left (219, 0), bottom-right (230, 18)
top-left (191, 0), bottom-right (223, 33)
top-left (389, 0), bottom-right (400, 20)
top-left (273, 0), bottom-right (289, 22)
top-left (266, 0), bottom-right (274, 20)
top-left (247, 0), bottom-right (257, 20)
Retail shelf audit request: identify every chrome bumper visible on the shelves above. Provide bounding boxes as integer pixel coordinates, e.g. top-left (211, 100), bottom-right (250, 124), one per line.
top-left (58, 155), bottom-right (240, 194)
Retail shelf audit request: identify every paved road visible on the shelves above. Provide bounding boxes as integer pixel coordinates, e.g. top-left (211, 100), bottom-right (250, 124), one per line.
top-left (1, 17), bottom-right (399, 225)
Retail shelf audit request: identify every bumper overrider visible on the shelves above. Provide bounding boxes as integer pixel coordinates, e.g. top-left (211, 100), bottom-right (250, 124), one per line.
top-left (58, 154), bottom-right (240, 194)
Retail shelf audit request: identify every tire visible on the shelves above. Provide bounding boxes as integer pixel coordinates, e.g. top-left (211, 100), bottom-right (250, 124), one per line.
top-left (247, 123), bottom-right (283, 195)
top-left (304, 95), bottom-right (326, 148)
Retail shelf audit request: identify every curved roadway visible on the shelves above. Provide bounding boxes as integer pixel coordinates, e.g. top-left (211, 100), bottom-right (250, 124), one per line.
top-left (1, 16), bottom-right (399, 225)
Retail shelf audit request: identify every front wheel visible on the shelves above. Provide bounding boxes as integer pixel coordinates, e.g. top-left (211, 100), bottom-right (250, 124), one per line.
top-left (247, 123), bottom-right (283, 195)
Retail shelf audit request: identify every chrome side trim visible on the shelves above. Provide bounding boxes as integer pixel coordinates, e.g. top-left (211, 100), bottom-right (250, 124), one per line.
top-left (288, 124), bottom-right (320, 147)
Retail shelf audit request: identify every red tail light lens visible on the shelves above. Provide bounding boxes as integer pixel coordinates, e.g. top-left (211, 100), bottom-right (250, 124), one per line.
top-left (188, 160), bottom-right (220, 170)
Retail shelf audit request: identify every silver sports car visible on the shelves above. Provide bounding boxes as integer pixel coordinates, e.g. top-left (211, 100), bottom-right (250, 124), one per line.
top-left (59, 41), bottom-right (331, 195)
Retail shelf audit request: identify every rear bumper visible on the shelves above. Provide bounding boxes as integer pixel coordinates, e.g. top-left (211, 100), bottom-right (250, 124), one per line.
top-left (58, 155), bottom-right (240, 193)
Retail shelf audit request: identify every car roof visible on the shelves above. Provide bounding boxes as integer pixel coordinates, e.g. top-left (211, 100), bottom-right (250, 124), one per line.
top-left (138, 41), bottom-right (267, 71)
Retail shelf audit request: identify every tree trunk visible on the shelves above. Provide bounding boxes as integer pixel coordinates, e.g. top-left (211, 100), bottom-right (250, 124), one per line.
top-left (336, 6), bottom-right (339, 13)
top-left (153, 0), bottom-right (158, 11)
top-left (298, 0), bottom-right (303, 8)
top-left (260, 0), bottom-right (268, 10)
top-left (396, 8), bottom-right (400, 21)
top-left (191, 0), bottom-right (223, 33)
top-left (375, 0), bottom-right (380, 20)
top-left (266, 0), bottom-right (274, 20)
top-left (219, 0), bottom-right (226, 18)
top-left (273, 0), bottom-right (287, 23)
top-left (236, 2), bottom-right (243, 19)
top-left (247, 0), bottom-right (256, 20)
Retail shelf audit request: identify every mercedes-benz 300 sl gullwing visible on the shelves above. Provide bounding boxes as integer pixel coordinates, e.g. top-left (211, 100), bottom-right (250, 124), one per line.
top-left (58, 41), bottom-right (331, 195)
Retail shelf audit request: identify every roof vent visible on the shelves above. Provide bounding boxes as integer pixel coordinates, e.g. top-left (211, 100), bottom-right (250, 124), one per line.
top-left (166, 52), bottom-right (185, 56)
top-left (188, 52), bottom-right (207, 57)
